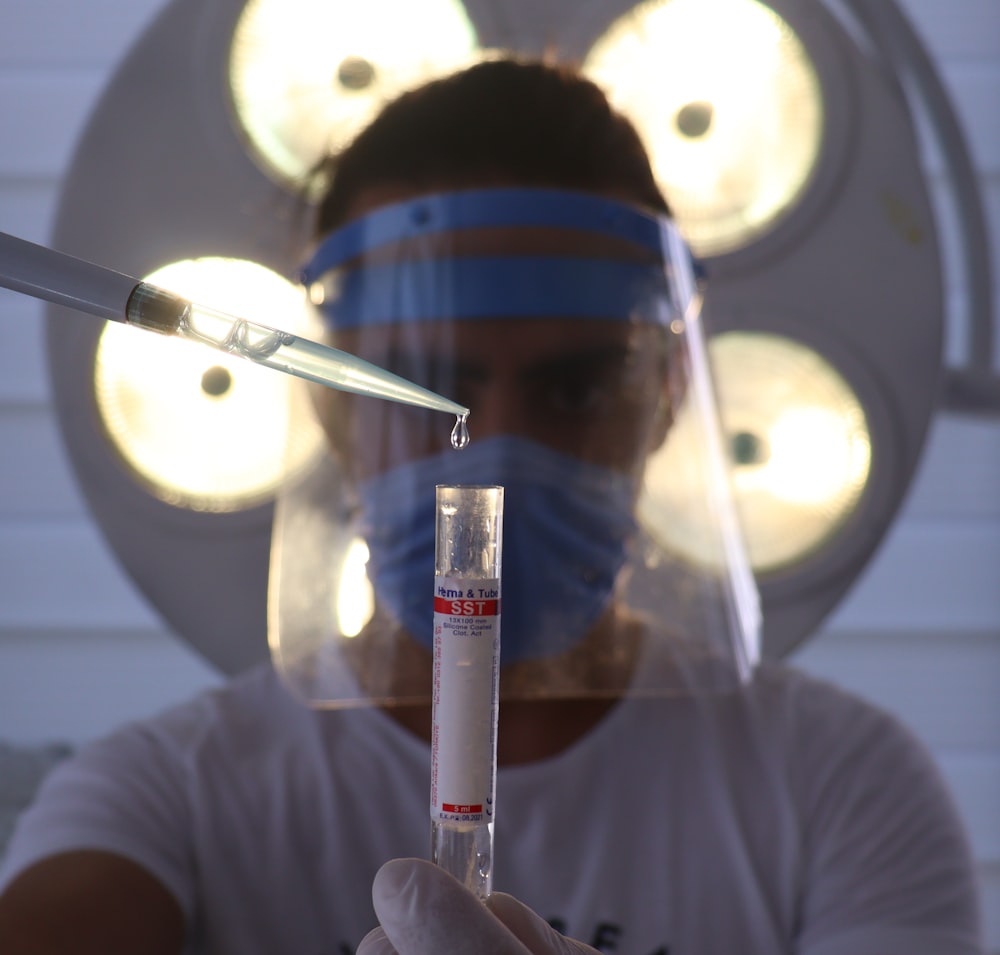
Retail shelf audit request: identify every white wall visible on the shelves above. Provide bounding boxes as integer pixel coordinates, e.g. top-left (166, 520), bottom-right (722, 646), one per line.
top-left (0, 0), bottom-right (224, 746)
top-left (0, 0), bottom-right (998, 948)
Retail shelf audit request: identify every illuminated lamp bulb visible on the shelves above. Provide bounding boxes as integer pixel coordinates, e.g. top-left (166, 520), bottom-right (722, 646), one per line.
top-left (582, 0), bottom-right (824, 257)
top-left (641, 331), bottom-right (871, 573)
top-left (227, 0), bottom-right (481, 188)
top-left (335, 538), bottom-right (374, 638)
top-left (94, 257), bottom-right (324, 512)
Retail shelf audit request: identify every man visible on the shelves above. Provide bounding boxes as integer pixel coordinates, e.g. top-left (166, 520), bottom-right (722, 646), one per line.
top-left (0, 59), bottom-right (982, 955)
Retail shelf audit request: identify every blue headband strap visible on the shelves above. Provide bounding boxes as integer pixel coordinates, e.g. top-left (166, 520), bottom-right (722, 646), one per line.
top-left (300, 188), bottom-right (667, 286)
top-left (315, 255), bottom-right (671, 329)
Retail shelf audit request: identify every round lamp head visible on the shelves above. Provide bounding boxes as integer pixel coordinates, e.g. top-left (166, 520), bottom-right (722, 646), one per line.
top-left (95, 258), bottom-right (323, 512)
top-left (582, 0), bottom-right (824, 257)
top-left (709, 332), bottom-right (872, 572)
top-left (228, 0), bottom-right (482, 188)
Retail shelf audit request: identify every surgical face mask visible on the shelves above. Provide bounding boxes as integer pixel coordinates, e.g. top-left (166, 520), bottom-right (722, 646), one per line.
top-left (356, 435), bottom-right (638, 664)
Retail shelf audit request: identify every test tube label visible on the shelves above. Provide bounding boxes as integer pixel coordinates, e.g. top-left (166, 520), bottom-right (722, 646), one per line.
top-left (430, 575), bottom-right (501, 825)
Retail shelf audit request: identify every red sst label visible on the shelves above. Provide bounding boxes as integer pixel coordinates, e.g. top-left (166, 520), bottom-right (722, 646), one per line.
top-left (433, 597), bottom-right (500, 616)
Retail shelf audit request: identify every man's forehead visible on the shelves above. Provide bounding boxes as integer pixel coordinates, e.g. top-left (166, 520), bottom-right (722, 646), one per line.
top-left (336, 316), bottom-right (648, 358)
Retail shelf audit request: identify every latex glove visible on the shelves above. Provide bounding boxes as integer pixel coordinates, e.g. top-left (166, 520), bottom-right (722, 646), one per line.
top-left (356, 858), bottom-right (599, 955)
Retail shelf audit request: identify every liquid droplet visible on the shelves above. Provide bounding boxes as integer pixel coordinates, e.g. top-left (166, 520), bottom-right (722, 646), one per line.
top-left (450, 412), bottom-right (470, 450)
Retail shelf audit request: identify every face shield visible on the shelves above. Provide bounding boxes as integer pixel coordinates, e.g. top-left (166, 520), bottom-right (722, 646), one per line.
top-left (270, 187), bottom-right (760, 707)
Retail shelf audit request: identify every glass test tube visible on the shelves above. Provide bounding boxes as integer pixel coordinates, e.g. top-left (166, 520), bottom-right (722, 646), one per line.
top-left (430, 484), bottom-right (504, 899)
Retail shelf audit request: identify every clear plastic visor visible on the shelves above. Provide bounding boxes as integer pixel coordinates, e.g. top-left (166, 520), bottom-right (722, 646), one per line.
top-left (270, 188), bottom-right (760, 707)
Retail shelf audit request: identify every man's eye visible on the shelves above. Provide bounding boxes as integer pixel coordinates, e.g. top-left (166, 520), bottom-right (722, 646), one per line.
top-left (538, 373), bottom-right (610, 414)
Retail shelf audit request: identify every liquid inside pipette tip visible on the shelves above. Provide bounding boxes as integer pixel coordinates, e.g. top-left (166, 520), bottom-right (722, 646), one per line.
top-left (451, 412), bottom-right (470, 450)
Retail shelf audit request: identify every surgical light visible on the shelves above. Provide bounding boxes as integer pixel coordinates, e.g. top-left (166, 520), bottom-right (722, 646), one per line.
top-left (93, 258), bottom-right (324, 512)
top-left (40, 0), bottom-right (991, 671)
top-left (228, 0), bottom-right (482, 187)
top-left (710, 333), bottom-right (870, 573)
top-left (641, 331), bottom-right (871, 574)
top-left (582, 0), bottom-right (824, 257)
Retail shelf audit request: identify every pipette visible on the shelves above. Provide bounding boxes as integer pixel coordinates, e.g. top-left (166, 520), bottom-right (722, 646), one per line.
top-left (0, 231), bottom-right (470, 436)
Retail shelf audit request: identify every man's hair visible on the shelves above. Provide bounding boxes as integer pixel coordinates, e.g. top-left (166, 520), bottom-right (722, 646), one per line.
top-left (314, 58), bottom-right (670, 235)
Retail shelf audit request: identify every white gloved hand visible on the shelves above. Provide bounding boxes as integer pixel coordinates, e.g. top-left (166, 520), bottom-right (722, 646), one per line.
top-left (356, 858), bottom-right (599, 955)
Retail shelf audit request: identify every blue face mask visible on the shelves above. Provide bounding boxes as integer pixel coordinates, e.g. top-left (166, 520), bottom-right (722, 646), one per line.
top-left (356, 436), bottom-right (639, 664)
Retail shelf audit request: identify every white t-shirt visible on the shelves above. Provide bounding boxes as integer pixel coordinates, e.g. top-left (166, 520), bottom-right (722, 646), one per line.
top-left (0, 662), bottom-right (982, 955)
